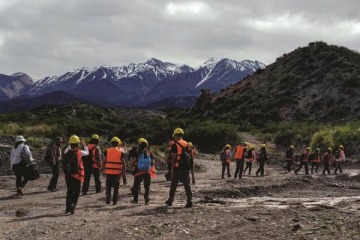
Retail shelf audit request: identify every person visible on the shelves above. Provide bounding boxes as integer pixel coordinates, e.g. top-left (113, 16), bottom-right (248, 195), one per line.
top-left (47, 137), bottom-right (64, 192)
top-left (128, 144), bottom-right (140, 195)
top-left (164, 140), bottom-right (175, 181)
top-left (10, 135), bottom-right (34, 196)
top-left (234, 142), bottom-right (248, 179)
top-left (256, 144), bottom-right (268, 177)
top-left (103, 137), bottom-right (123, 205)
top-left (63, 135), bottom-right (88, 214)
top-left (82, 134), bottom-right (103, 195)
top-left (285, 145), bottom-right (295, 173)
top-left (119, 141), bottom-right (128, 185)
top-left (165, 128), bottom-right (193, 208)
top-left (322, 147), bottom-right (333, 175)
top-left (188, 142), bottom-right (198, 184)
top-left (334, 145), bottom-right (346, 174)
top-left (220, 144), bottom-right (232, 178)
top-left (294, 147), bottom-right (311, 175)
top-left (130, 138), bottom-right (154, 205)
top-left (310, 148), bottom-right (321, 174)
top-left (244, 145), bottom-right (256, 175)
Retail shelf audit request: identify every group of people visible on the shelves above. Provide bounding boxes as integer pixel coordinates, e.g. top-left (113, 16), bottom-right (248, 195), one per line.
top-left (9, 127), bottom-right (195, 214)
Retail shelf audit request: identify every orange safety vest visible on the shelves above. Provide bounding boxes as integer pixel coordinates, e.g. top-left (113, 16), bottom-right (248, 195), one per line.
top-left (174, 139), bottom-right (188, 168)
top-left (313, 153), bottom-right (321, 163)
top-left (105, 147), bottom-right (122, 175)
top-left (235, 146), bottom-right (244, 160)
top-left (87, 144), bottom-right (100, 169)
top-left (71, 149), bottom-right (85, 183)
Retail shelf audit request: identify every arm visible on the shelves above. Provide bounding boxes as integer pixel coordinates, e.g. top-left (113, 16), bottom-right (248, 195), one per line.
top-left (23, 145), bottom-right (34, 163)
top-left (95, 147), bottom-right (102, 169)
top-left (80, 145), bottom-right (89, 157)
top-left (341, 151), bottom-right (346, 161)
top-left (51, 145), bottom-right (57, 165)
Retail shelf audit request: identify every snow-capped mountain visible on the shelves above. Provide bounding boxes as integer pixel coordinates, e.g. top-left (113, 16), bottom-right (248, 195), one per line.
top-left (0, 72), bottom-right (33, 100)
top-left (1, 58), bottom-right (265, 111)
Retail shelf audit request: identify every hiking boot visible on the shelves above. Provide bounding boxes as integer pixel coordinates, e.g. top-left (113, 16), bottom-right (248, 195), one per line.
top-left (47, 187), bottom-right (56, 192)
top-left (131, 199), bottom-right (138, 204)
top-left (145, 199), bottom-right (150, 205)
top-left (17, 188), bottom-right (23, 196)
top-left (70, 204), bottom-right (76, 214)
top-left (113, 202), bottom-right (117, 205)
top-left (228, 175), bottom-right (232, 178)
top-left (106, 197), bottom-right (111, 204)
top-left (294, 170), bottom-right (298, 175)
top-left (165, 199), bottom-right (173, 206)
top-left (185, 202), bottom-right (193, 208)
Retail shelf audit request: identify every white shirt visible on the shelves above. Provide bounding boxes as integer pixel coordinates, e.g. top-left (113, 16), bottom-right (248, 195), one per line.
top-left (64, 145), bottom-right (89, 157)
top-left (10, 143), bottom-right (34, 166)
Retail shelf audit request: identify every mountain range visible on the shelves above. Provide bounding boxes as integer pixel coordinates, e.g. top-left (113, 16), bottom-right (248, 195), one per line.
top-left (0, 58), bottom-right (265, 112)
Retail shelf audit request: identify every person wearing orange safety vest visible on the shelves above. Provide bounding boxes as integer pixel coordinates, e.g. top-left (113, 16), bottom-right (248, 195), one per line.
top-left (164, 140), bottom-right (175, 181)
top-left (63, 135), bottom-right (88, 214)
top-left (294, 147), bottom-right (311, 175)
top-left (188, 142), bottom-right (198, 184)
top-left (82, 134), bottom-right (103, 195)
top-left (234, 142), bottom-right (248, 179)
top-left (221, 144), bottom-right (232, 179)
top-left (130, 138), bottom-right (154, 205)
top-left (310, 148), bottom-right (321, 174)
top-left (103, 137), bottom-right (123, 205)
top-left (285, 145), bottom-right (295, 173)
top-left (165, 128), bottom-right (193, 208)
top-left (322, 147), bottom-right (333, 175)
top-left (244, 145), bottom-right (256, 175)
top-left (334, 145), bottom-right (346, 174)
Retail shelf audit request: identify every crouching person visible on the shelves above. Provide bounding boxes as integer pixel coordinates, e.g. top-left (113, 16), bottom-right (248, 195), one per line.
top-left (104, 137), bottom-right (123, 205)
top-left (63, 135), bottom-right (88, 214)
top-left (131, 138), bottom-right (154, 205)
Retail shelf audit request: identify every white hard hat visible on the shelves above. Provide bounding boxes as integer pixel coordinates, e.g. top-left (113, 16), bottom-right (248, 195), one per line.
top-left (15, 135), bottom-right (26, 143)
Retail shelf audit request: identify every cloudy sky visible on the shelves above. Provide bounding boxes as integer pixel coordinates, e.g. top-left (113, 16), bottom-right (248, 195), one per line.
top-left (0, 0), bottom-right (359, 79)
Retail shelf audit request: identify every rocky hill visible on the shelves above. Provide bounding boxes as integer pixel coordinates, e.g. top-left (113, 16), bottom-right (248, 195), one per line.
top-left (190, 42), bottom-right (360, 126)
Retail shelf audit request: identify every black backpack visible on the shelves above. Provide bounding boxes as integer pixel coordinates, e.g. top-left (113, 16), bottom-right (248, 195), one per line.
top-left (244, 149), bottom-right (252, 159)
top-left (82, 146), bottom-right (96, 169)
top-left (220, 150), bottom-right (227, 162)
top-left (285, 149), bottom-right (293, 158)
top-left (176, 142), bottom-right (191, 170)
top-left (62, 149), bottom-right (79, 175)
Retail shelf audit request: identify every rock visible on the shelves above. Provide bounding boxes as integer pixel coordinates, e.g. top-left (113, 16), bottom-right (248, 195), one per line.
top-left (15, 208), bottom-right (29, 217)
top-left (246, 217), bottom-right (258, 222)
top-left (292, 223), bottom-right (303, 232)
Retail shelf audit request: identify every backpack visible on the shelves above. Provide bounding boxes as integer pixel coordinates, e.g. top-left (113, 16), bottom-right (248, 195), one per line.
top-left (176, 142), bottom-right (191, 170)
top-left (220, 150), bottom-right (227, 162)
top-left (62, 149), bottom-right (79, 175)
top-left (308, 153), bottom-right (315, 161)
top-left (82, 146), bottom-right (97, 169)
top-left (244, 149), bottom-right (252, 159)
top-left (285, 149), bottom-right (293, 158)
top-left (137, 149), bottom-right (151, 171)
top-left (44, 144), bottom-right (54, 162)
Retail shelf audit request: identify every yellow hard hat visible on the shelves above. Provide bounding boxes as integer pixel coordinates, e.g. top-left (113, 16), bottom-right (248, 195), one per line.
top-left (339, 145), bottom-right (344, 149)
top-left (92, 134), bottom-right (100, 140)
top-left (224, 144), bottom-right (231, 149)
top-left (172, 128), bottom-right (184, 137)
top-left (290, 145), bottom-right (295, 149)
top-left (243, 142), bottom-right (249, 146)
top-left (138, 138), bottom-right (148, 146)
top-left (69, 135), bottom-right (80, 144)
top-left (250, 145), bottom-right (255, 150)
top-left (316, 148), bottom-right (320, 152)
top-left (261, 144), bottom-right (266, 148)
top-left (188, 142), bottom-right (193, 147)
top-left (111, 136), bottom-right (121, 144)
top-left (327, 147), bottom-right (332, 152)
top-left (306, 147), bottom-right (311, 151)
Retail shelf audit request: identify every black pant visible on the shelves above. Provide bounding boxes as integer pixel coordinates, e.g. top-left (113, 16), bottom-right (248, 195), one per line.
top-left (311, 162), bottom-right (319, 174)
top-left (323, 162), bottom-right (330, 175)
top-left (165, 162), bottom-right (172, 181)
top-left (334, 162), bottom-right (343, 174)
top-left (168, 169), bottom-right (192, 203)
top-left (295, 162), bottom-right (309, 174)
top-left (256, 161), bottom-right (265, 176)
top-left (65, 176), bottom-right (81, 212)
top-left (244, 162), bottom-right (252, 175)
top-left (221, 162), bottom-right (231, 178)
top-left (106, 174), bottom-right (121, 204)
top-left (82, 167), bottom-right (102, 193)
top-left (133, 173), bottom-right (151, 202)
top-left (12, 161), bottom-right (28, 189)
top-left (82, 161), bottom-right (92, 193)
top-left (48, 162), bottom-right (59, 189)
top-left (286, 160), bottom-right (293, 172)
top-left (234, 160), bottom-right (244, 179)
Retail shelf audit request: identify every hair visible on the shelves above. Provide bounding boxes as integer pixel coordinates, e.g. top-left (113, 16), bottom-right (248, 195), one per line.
top-left (70, 143), bottom-right (78, 149)
top-left (111, 141), bottom-right (118, 147)
top-left (90, 139), bottom-right (99, 144)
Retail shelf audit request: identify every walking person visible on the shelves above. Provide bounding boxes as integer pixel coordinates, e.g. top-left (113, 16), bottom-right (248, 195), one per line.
top-left (334, 145), bottom-right (346, 174)
top-left (47, 137), bottom-right (64, 192)
top-left (244, 145), bottom-right (256, 175)
top-left (82, 134), bottom-right (103, 195)
top-left (119, 141), bottom-right (128, 185)
top-left (285, 145), bottom-right (295, 173)
top-left (294, 147), bottom-right (311, 175)
top-left (130, 138), bottom-right (154, 205)
top-left (220, 144), bottom-right (232, 178)
top-left (234, 142), bottom-right (248, 179)
top-left (322, 147), bottom-right (333, 175)
top-left (10, 135), bottom-right (34, 196)
top-left (311, 148), bottom-right (321, 174)
top-left (164, 140), bottom-right (175, 181)
top-left (165, 128), bottom-right (193, 208)
top-left (63, 135), bottom-right (88, 214)
top-left (256, 144), bottom-right (268, 177)
top-left (188, 142), bottom-right (197, 184)
top-left (103, 137), bottom-right (123, 205)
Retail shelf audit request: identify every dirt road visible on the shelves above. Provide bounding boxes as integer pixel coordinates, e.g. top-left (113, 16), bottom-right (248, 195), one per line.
top-left (1, 158), bottom-right (360, 239)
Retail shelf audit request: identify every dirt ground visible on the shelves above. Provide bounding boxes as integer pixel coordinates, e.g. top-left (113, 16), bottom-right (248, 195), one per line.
top-left (1, 156), bottom-right (360, 240)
